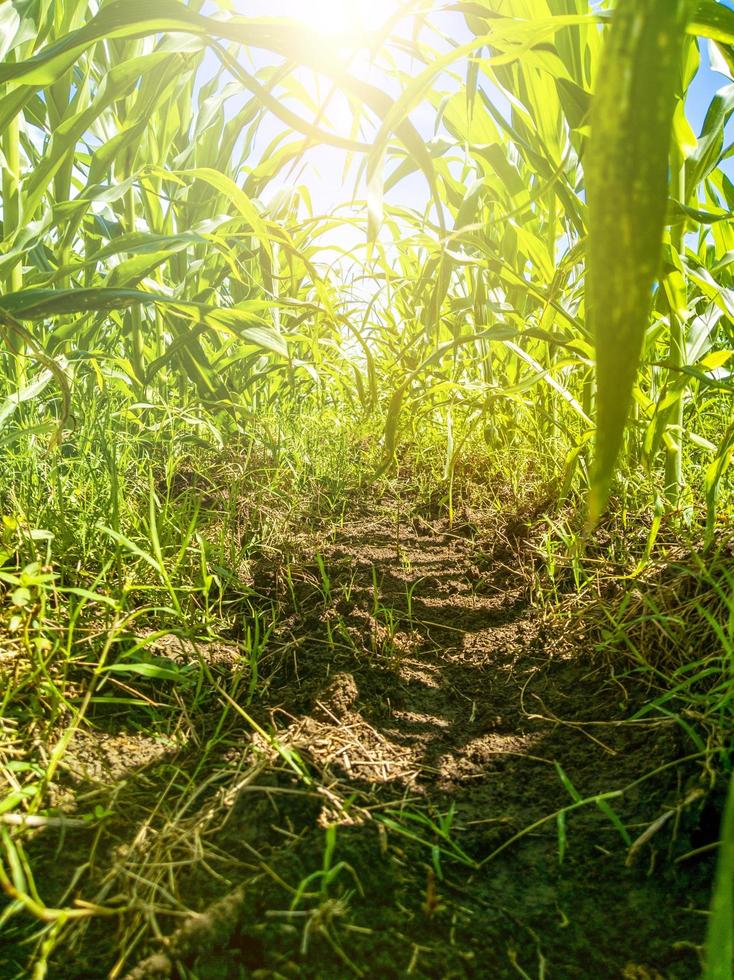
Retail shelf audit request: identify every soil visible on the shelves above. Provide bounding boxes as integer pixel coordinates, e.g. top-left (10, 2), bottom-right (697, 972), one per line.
top-left (0, 500), bottom-right (718, 979)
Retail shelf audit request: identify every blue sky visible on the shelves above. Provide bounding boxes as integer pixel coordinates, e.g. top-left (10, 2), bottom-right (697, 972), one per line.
top-left (689, 39), bottom-right (734, 135)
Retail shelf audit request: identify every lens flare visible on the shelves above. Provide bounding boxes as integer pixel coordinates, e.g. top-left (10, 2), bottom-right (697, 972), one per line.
top-left (288, 0), bottom-right (398, 36)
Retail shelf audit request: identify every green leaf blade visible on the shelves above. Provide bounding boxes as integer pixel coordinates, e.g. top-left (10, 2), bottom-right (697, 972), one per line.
top-left (586, 0), bottom-right (691, 525)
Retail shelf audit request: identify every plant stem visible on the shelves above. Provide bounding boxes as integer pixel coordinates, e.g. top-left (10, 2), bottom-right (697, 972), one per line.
top-left (665, 147), bottom-right (686, 508)
top-left (126, 181), bottom-right (145, 384)
top-left (2, 109), bottom-right (23, 381)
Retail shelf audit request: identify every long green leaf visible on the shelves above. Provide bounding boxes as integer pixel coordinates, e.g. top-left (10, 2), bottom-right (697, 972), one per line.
top-left (0, 288), bottom-right (288, 355)
top-left (586, 0), bottom-right (691, 524)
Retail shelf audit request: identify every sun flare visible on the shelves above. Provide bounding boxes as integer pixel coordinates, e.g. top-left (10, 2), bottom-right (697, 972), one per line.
top-left (288, 0), bottom-right (399, 36)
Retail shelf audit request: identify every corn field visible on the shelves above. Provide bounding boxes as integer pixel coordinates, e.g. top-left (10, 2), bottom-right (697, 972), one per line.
top-left (1, 1), bottom-right (733, 977)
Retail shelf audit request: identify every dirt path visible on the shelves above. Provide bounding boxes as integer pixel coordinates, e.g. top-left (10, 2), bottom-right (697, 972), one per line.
top-left (1, 504), bottom-right (715, 978)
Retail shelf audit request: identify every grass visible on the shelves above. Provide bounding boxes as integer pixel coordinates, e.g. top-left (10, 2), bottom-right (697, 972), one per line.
top-left (2, 0), bottom-right (734, 975)
top-left (0, 394), bottom-right (730, 976)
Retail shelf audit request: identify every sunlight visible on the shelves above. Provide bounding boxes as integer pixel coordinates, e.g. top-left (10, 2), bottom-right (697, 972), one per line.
top-left (283, 0), bottom-right (399, 36)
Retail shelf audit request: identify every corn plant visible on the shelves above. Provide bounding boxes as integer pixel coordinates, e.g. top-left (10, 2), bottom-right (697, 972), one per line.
top-left (2, 1), bottom-right (734, 974)
top-left (1, 0), bottom-right (732, 531)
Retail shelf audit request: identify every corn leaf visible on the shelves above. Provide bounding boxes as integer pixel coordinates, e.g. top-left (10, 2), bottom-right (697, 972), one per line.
top-left (586, 0), bottom-right (691, 524)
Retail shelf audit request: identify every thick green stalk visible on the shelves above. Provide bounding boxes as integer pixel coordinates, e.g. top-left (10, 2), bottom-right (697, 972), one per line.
top-left (2, 109), bottom-right (24, 381)
top-left (2, 120), bottom-right (21, 293)
top-left (50, 79), bottom-right (75, 288)
top-left (665, 148), bottom-right (686, 508)
top-left (664, 311), bottom-right (685, 502)
top-left (126, 182), bottom-right (145, 384)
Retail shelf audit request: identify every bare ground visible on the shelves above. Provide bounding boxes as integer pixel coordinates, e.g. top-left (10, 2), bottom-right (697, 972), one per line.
top-left (0, 500), bottom-right (718, 978)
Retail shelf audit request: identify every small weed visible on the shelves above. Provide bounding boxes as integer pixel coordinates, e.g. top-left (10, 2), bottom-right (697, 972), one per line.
top-left (377, 804), bottom-right (477, 879)
top-left (290, 825), bottom-right (363, 910)
top-left (315, 553), bottom-right (331, 603)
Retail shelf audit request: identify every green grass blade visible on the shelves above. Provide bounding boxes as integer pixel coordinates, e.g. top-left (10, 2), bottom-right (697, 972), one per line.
top-left (704, 771), bottom-right (734, 979)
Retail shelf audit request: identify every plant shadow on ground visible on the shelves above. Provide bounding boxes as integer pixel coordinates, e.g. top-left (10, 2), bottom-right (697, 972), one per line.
top-left (0, 498), bottom-right (720, 979)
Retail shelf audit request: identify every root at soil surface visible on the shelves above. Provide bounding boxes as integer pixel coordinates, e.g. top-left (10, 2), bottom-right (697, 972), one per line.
top-left (122, 885), bottom-right (248, 980)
